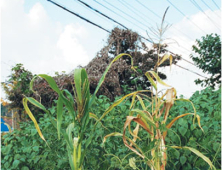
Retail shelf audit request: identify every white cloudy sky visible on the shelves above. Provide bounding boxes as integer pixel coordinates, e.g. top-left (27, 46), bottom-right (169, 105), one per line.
top-left (1, 0), bottom-right (221, 99)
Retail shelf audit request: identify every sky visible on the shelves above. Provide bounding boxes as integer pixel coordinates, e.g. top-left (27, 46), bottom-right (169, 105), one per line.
top-left (1, 0), bottom-right (221, 100)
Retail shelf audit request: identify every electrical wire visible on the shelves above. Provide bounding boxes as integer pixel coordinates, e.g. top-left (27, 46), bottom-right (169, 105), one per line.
top-left (200, 0), bottom-right (221, 18)
top-left (189, 0), bottom-right (221, 30)
top-left (117, 0), bottom-right (153, 26)
top-left (76, 0), bottom-right (127, 29)
top-left (94, 0), bottom-right (195, 54)
top-left (46, 0), bottom-right (205, 78)
top-left (47, 0), bottom-right (111, 33)
top-left (93, 0), bottom-right (148, 33)
top-left (166, 0), bottom-right (207, 34)
top-left (135, 0), bottom-right (195, 41)
top-left (103, 0), bottom-right (152, 30)
top-left (212, 0), bottom-right (221, 10)
top-left (175, 64), bottom-right (208, 78)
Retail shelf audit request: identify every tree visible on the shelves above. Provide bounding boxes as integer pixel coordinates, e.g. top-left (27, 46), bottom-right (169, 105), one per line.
top-left (191, 34), bottom-right (221, 88)
top-left (85, 27), bottom-right (181, 99)
top-left (1, 64), bottom-right (35, 122)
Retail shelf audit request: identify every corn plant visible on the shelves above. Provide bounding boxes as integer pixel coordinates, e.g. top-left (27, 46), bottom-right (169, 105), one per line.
top-left (101, 9), bottom-right (216, 170)
top-left (23, 53), bottom-right (135, 170)
top-left (102, 55), bottom-right (216, 169)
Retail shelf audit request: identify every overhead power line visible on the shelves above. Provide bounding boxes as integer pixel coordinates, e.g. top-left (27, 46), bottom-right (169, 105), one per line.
top-left (135, 0), bottom-right (195, 41)
top-left (47, 0), bottom-right (111, 33)
top-left (175, 64), bottom-right (208, 78)
top-left (102, 0), bottom-right (154, 32)
top-left (189, 0), bottom-right (221, 30)
top-left (93, 0), bottom-right (148, 33)
top-left (46, 0), bottom-right (205, 78)
top-left (76, 0), bottom-right (153, 43)
top-left (76, 0), bottom-right (127, 29)
top-left (81, 0), bottom-right (193, 56)
top-left (200, 0), bottom-right (221, 18)
top-left (212, 0), bottom-right (221, 10)
top-left (166, 0), bottom-right (207, 34)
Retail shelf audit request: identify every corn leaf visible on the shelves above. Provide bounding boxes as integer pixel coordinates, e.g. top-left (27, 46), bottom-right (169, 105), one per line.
top-left (163, 113), bottom-right (203, 138)
top-left (171, 146), bottom-right (216, 170)
top-left (148, 71), bottom-right (171, 88)
top-left (97, 90), bottom-right (150, 125)
top-left (103, 132), bottom-right (123, 143)
top-left (123, 116), bottom-right (147, 158)
top-left (145, 72), bottom-right (157, 90)
top-left (66, 123), bottom-right (75, 142)
top-left (74, 69), bottom-right (83, 104)
top-left (158, 54), bottom-right (173, 69)
top-left (23, 98), bottom-right (46, 142)
top-left (131, 109), bottom-right (155, 127)
top-left (26, 97), bottom-right (48, 112)
top-left (136, 95), bottom-right (146, 110)
top-left (89, 53), bottom-right (134, 107)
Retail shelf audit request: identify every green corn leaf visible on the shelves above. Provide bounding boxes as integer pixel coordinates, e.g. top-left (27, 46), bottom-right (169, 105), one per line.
top-left (38, 74), bottom-right (60, 93)
top-left (26, 97), bottom-right (48, 112)
top-left (171, 146), bottom-right (216, 170)
top-left (89, 53), bottom-right (134, 107)
top-left (66, 123), bottom-right (75, 142)
top-left (74, 69), bottom-right (83, 104)
top-left (61, 91), bottom-right (76, 120)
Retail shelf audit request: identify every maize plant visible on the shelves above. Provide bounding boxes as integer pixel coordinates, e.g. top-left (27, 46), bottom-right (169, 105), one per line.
top-left (102, 54), bottom-right (216, 169)
top-left (102, 8), bottom-right (215, 169)
top-left (23, 53), bottom-right (135, 170)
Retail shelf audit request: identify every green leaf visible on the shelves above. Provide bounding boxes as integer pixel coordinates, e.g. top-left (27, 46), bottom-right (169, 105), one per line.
top-left (21, 166), bottom-right (29, 170)
top-left (57, 96), bottom-right (63, 139)
top-left (12, 160), bottom-right (20, 169)
top-left (180, 155), bottom-right (187, 165)
top-left (178, 127), bottom-right (187, 136)
top-left (213, 142), bottom-right (220, 152)
top-left (33, 146), bottom-right (39, 152)
top-left (174, 150), bottom-right (180, 159)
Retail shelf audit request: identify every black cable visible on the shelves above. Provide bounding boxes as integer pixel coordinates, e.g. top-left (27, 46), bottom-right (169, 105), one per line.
top-left (93, 0), bottom-right (147, 32)
top-left (47, 0), bottom-right (202, 76)
top-left (76, 0), bottom-right (128, 29)
top-left (166, 0), bottom-right (207, 34)
top-left (77, 0), bottom-right (153, 43)
top-left (47, 0), bottom-right (111, 33)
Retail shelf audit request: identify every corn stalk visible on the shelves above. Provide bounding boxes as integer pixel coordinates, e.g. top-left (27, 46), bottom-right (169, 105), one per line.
top-left (23, 53), bottom-right (135, 170)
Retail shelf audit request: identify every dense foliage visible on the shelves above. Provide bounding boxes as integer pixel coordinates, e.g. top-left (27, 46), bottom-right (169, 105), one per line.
top-left (1, 64), bottom-right (34, 121)
top-left (191, 34), bottom-right (221, 88)
top-left (166, 87), bottom-right (221, 169)
top-left (2, 87), bottom-right (220, 169)
top-left (1, 111), bottom-right (69, 170)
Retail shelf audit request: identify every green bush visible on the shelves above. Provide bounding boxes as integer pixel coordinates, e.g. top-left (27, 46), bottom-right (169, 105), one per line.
top-left (1, 88), bottom-right (220, 169)
top-left (166, 87), bottom-right (221, 169)
top-left (1, 110), bottom-right (70, 170)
